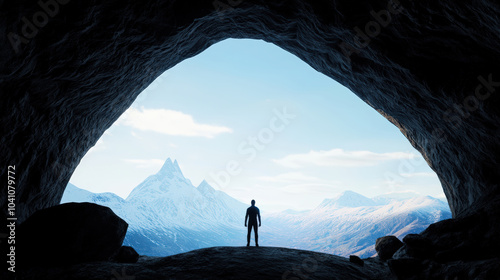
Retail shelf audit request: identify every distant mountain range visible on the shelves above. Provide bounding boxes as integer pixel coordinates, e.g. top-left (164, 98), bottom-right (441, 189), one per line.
top-left (62, 158), bottom-right (451, 258)
top-left (264, 191), bottom-right (451, 257)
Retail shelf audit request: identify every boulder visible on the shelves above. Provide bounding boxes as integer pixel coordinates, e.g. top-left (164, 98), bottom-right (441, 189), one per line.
top-left (17, 202), bottom-right (128, 267)
top-left (387, 258), bottom-right (424, 280)
top-left (114, 246), bottom-right (139, 263)
top-left (349, 255), bottom-right (364, 266)
top-left (392, 245), bottom-right (410, 260)
top-left (375, 236), bottom-right (403, 261)
top-left (396, 234), bottom-right (435, 260)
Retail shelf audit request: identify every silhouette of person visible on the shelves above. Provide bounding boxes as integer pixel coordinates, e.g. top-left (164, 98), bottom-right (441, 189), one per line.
top-left (245, 199), bottom-right (261, 247)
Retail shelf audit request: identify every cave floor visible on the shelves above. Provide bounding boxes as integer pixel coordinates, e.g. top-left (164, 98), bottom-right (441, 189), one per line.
top-left (17, 247), bottom-right (391, 280)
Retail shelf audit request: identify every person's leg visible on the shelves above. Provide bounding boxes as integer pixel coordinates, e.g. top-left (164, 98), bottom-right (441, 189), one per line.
top-left (254, 223), bottom-right (259, 246)
top-left (247, 224), bottom-right (252, 246)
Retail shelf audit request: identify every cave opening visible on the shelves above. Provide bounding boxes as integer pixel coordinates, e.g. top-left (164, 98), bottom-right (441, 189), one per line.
top-left (2, 1), bottom-right (500, 277)
top-left (4, 0), bottom-right (499, 227)
top-left (63, 38), bottom-right (449, 258)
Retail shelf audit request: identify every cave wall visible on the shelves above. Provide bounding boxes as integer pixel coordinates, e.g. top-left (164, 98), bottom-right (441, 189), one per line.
top-left (1, 0), bottom-right (500, 223)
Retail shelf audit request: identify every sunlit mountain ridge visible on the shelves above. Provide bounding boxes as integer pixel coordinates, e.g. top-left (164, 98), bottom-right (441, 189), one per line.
top-left (62, 158), bottom-right (451, 257)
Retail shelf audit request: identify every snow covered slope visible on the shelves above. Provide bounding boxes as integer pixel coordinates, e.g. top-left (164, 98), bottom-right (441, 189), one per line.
top-left (62, 160), bottom-right (451, 258)
top-left (264, 191), bottom-right (451, 258)
top-left (62, 158), bottom-right (248, 256)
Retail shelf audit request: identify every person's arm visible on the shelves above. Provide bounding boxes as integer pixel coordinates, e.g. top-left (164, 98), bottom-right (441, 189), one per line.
top-left (258, 209), bottom-right (261, 227)
top-left (245, 209), bottom-right (249, 227)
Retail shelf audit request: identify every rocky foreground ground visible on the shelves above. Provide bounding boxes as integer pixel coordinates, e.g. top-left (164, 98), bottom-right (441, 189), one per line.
top-left (16, 247), bottom-right (390, 280)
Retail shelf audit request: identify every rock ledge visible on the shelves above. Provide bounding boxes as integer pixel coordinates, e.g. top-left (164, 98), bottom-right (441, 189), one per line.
top-left (18, 247), bottom-right (390, 280)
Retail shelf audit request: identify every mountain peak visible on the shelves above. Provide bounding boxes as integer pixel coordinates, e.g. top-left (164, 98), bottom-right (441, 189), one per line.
top-left (158, 158), bottom-right (184, 177)
top-left (319, 191), bottom-right (377, 208)
top-left (198, 180), bottom-right (216, 195)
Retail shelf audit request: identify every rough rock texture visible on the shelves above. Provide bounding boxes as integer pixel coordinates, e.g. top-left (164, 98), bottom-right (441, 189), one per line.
top-left (391, 196), bottom-right (500, 278)
top-left (393, 234), bottom-right (434, 260)
top-left (349, 255), bottom-right (365, 267)
top-left (114, 246), bottom-right (140, 264)
top-left (17, 247), bottom-right (391, 280)
top-left (388, 258), bottom-right (500, 280)
top-left (1, 1), bottom-right (500, 278)
top-left (388, 258), bottom-right (424, 280)
top-left (375, 235), bottom-right (403, 261)
top-left (16, 202), bottom-right (128, 267)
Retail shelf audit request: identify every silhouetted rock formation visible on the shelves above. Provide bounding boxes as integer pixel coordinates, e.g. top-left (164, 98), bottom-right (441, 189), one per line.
top-left (18, 247), bottom-right (391, 280)
top-left (114, 246), bottom-right (140, 264)
top-left (1, 0), bottom-right (500, 278)
top-left (349, 255), bottom-right (365, 267)
top-left (375, 235), bottom-right (403, 261)
top-left (17, 203), bottom-right (128, 268)
top-left (389, 196), bottom-right (500, 278)
top-left (388, 258), bottom-right (424, 280)
top-left (1, 0), bottom-right (500, 223)
top-left (393, 234), bottom-right (434, 260)
top-left (388, 257), bottom-right (500, 280)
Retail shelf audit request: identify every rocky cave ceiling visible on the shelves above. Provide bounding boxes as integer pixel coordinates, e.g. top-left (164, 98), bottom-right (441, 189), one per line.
top-left (1, 0), bottom-right (500, 224)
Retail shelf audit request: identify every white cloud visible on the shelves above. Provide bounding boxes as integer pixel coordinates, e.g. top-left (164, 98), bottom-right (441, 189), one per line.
top-left (123, 158), bottom-right (165, 169)
top-left (400, 172), bottom-right (437, 178)
top-left (273, 148), bottom-right (418, 168)
top-left (118, 107), bottom-right (232, 138)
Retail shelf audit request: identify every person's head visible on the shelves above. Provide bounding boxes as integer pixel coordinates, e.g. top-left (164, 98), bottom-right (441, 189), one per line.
top-left (251, 199), bottom-right (255, 206)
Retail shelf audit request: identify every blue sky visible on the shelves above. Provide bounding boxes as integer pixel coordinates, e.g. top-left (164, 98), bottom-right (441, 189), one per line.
top-left (69, 39), bottom-right (445, 212)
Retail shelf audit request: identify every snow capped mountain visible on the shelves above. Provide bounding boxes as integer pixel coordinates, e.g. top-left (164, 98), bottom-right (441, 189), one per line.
top-left (198, 180), bottom-right (215, 194)
top-left (112, 158), bottom-right (247, 230)
top-left (158, 158), bottom-right (184, 178)
top-left (126, 159), bottom-right (191, 202)
top-left (62, 158), bottom-right (451, 258)
top-left (62, 182), bottom-right (125, 205)
top-left (264, 193), bottom-right (451, 258)
top-left (62, 158), bottom-right (248, 255)
top-left (318, 191), bottom-right (378, 208)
